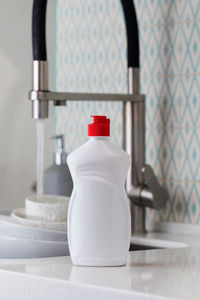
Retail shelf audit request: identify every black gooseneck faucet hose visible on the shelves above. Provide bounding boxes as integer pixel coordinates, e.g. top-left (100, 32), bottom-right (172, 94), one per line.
top-left (32, 0), bottom-right (47, 61)
top-left (32, 0), bottom-right (140, 68)
top-left (120, 0), bottom-right (139, 68)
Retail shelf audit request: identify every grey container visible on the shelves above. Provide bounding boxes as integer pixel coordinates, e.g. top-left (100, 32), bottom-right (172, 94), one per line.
top-left (44, 135), bottom-right (73, 197)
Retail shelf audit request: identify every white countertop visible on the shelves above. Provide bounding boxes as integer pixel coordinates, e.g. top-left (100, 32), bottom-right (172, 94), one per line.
top-left (0, 231), bottom-right (200, 300)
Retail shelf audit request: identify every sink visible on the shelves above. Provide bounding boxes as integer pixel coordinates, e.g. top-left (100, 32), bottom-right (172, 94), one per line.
top-left (129, 243), bottom-right (161, 251)
top-left (0, 212), bottom-right (187, 258)
top-left (0, 212), bottom-right (68, 259)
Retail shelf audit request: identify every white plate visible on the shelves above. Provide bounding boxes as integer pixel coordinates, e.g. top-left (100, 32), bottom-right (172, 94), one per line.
top-left (11, 208), bottom-right (67, 232)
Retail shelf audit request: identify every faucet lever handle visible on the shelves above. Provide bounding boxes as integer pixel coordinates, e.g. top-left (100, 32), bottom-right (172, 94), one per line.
top-left (141, 165), bottom-right (168, 210)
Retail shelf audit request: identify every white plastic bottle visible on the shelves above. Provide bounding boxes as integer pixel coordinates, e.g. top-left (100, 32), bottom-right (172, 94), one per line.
top-left (67, 116), bottom-right (131, 266)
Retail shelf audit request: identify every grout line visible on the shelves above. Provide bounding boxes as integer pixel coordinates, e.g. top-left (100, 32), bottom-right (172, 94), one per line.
top-left (58, 73), bottom-right (200, 81)
top-left (58, 27), bottom-right (125, 38)
top-left (56, 72), bottom-right (200, 86)
top-left (159, 178), bottom-right (200, 184)
top-left (146, 127), bottom-right (200, 130)
top-left (139, 18), bottom-right (200, 29)
top-left (59, 18), bottom-right (200, 38)
top-left (141, 73), bottom-right (200, 80)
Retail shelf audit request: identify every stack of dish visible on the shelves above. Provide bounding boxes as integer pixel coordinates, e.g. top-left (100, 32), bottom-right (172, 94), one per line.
top-left (0, 195), bottom-right (69, 259)
top-left (11, 195), bottom-right (69, 232)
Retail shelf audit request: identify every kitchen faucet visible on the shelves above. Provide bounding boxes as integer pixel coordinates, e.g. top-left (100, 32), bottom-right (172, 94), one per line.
top-left (29, 0), bottom-right (168, 234)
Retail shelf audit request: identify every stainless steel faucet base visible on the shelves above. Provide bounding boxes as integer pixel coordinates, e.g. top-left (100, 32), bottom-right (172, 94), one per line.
top-left (123, 68), bottom-right (168, 234)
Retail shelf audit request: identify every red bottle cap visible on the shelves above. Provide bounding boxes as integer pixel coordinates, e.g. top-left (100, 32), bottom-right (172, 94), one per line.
top-left (88, 116), bottom-right (110, 136)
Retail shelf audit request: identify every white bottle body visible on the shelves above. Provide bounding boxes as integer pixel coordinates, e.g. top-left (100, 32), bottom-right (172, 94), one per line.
top-left (67, 137), bottom-right (131, 266)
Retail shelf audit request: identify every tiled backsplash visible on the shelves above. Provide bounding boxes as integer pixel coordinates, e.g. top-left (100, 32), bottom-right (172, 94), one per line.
top-left (55, 0), bottom-right (200, 224)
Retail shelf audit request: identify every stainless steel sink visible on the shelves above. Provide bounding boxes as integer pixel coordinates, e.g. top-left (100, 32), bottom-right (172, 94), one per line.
top-left (129, 243), bottom-right (162, 251)
top-left (129, 236), bottom-right (187, 251)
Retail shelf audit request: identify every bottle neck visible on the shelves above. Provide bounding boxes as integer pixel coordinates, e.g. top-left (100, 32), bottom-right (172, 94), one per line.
top-left (53, 152), bottom-right (67, 165)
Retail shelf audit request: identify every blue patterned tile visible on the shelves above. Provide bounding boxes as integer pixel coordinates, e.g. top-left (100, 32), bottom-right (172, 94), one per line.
top-left (55, 0), bottom-right (200, 224)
